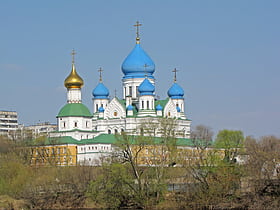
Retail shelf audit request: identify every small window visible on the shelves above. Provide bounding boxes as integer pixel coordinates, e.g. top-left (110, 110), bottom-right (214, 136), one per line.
top-left (115, 129), bottom-right (118, 134)
top-left (129, 86), bottom-right (132, 96)
top-left (74, 122), bottom-right (77, 127)
top-left (114, 111), bottom-right (117, 117)
top-left (108, 129), bottom-right (111, 134)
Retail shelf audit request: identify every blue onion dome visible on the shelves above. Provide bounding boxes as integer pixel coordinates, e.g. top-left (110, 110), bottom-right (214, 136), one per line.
top-left (156, 104), bottom-right (163, 111)
top-left (176, 106), bottom-right (181, 112)
top-left (98, 106), bottom-right (105, 112)
top-left (92, 83), bottom-right (109, 99)
top-left (121, 43), bottom-right (155, 79)
top-left (138, 78), bottom-right (155, 96)
top-left (127, 104), bottom-right (134, 111)
top-left (167, 83), bottom-right (184, 99)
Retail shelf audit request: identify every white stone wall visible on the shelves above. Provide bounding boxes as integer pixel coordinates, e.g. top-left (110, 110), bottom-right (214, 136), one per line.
top-left (122, 77), bottom-right (155, 99)
top-left (139, 95), bottom-right (155, 110)
top-left (58, 116), bottom-right (92, 132)
top-left (67, 88), bottom-right (81, 103)
top-left (92, 98), bottom-right (109, 113)
top-left (77, 143), bottom-right (114, 166)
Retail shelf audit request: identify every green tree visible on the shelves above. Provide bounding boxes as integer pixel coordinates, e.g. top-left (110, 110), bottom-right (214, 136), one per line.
top-left (215, 129), bottom-right (244, 163)
top-left (87, 163), bottom-right (134, 209)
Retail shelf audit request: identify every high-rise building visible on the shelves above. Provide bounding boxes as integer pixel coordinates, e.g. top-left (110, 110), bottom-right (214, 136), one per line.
top-left (0, 110), bottom-right (19, 137)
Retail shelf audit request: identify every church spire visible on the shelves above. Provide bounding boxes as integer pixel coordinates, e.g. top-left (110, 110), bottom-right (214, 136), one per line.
top-left (134, 21), bottom-right (142, 44)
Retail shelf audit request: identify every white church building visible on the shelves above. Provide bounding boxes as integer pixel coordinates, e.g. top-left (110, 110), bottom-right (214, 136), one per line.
top-left (49, 23), bottom-right (191, 164)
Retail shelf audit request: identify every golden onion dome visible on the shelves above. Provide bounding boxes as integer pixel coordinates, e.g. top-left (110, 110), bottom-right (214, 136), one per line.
top-left (64, 63), bottom-right (84, 89)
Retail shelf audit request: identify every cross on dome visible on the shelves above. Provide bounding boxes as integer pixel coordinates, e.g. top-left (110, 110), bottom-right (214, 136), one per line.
top-left (172, 68), bottom-right (179, 83)
top-left (71, 49), bottom-right (76, 64)
top-left (134, 21), bottom-right (142, 43)
top-left (98, 67), bottom-right (103, 82)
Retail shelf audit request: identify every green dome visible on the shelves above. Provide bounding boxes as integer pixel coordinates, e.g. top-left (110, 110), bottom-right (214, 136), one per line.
top-left (57, 103), bottom-right (93, 117)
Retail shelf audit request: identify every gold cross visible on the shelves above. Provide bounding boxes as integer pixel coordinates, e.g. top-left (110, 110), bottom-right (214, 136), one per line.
top-left (172, 68), bottom-right (179, 82)
top-left (133, 21), bottom-right (142, 43)
top-left (98, 67), bottom-right (103, 82)
top-left (71, 49), bottom-right (76, 64)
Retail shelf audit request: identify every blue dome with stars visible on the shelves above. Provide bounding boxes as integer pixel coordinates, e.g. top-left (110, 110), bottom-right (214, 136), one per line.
top-left (138, 78), bottom-right (155, 96)
top-left (121, 43), bottom-right (155, 79)
top-left (92, 83), bottom-right (109, 99)
top-left (167, 83), bottom-right (184, 99)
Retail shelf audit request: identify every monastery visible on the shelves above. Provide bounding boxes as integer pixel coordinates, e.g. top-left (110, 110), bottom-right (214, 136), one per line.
top-left (32, 22), bottom-right (192, 166)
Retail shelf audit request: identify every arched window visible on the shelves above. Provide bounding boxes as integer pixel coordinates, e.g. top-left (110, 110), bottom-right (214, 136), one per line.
top-left (114, 111), bottom-right (117, 117)
top-left (108, 129), bottom-right (111, 134)
top-left (147, 101), bottom-right (149, 109)
top-left (74, 122), bottom-right (77, 127)
top-left (115, 129), bottom-right (118, 134)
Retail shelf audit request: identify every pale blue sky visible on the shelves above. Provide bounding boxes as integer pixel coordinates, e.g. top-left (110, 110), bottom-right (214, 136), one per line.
top-left (0, 1), bottom-right (279, 138)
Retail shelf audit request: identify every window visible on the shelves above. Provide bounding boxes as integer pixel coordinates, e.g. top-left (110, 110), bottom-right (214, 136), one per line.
top-left (96, 104), bottom-right (98, 112)
top-left (74, 122), bottom-right (77, 127)
top-left (108, 129), bottom-right (111, 134)
top-left (136, 86), bottom-right (139, 97)
top-left (129, 86), bottom-right (132, 96)
top-left (114, 111), bottom-right (117, 117)
top-left (147, 101), bottom-right (149, 109)
top-left (142, 101), bottom-right (144, 109)
top-left (115, 129), bottom-right (118, 134)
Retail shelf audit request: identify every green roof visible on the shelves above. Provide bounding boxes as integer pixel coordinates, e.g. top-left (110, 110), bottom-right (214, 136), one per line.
top-left (155, 98), bottom-right (169, 109)
top-left (116, 98), bottom-right (126, 109)
top-left (31, 136), bottom-right (79, 146)
top-left (57, 103), bottom-right (93, 117)
top-left (51, 129), bottom-right (98, 133)
top-left (32, 134), bottom-right (195, 147)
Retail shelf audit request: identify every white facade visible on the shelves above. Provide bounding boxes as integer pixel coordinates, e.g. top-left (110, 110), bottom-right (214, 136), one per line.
top-left (77, 143), bottom-right (115, 166)
top-left (0, 110), bottom-right (18, 137)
